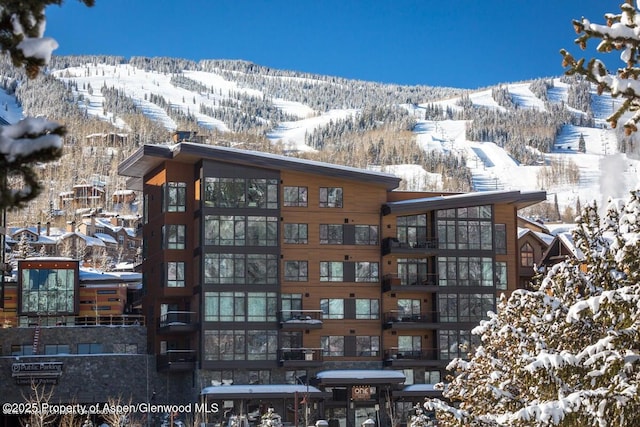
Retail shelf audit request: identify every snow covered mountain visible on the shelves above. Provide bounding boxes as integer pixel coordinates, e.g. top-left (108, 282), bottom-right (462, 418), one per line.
top-left (4, 56), bottom-right (639, 216)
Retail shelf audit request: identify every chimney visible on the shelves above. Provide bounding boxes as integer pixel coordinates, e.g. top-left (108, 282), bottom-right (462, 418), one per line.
top-left (37, 222), bottom-right (41, 235)
top-left (46, 222), bottom-right (50, 236)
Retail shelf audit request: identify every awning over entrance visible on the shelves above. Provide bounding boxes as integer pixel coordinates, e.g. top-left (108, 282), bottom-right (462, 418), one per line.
top-left (201, 384), bottom-right (329, 399)
top-left (315, 370), bottom-right (406, 385)
top-left (393, 384), bottom-right (441, 397)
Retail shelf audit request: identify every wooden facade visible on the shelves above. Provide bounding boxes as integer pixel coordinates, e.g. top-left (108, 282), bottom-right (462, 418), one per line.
top-left (117, 142), bottom-right (547, 416)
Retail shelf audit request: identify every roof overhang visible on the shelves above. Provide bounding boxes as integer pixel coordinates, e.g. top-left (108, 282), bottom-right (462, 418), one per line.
top-left (118, 143), bottom-right (402, 191)
top-left (200, 384), bottom-right (329, 399)
top-left (392, 384), bottom-right (441, 397)
top-left (315, 370), bottom-right (405, 386)
top-left (382, 190), bottom-right (548, 215)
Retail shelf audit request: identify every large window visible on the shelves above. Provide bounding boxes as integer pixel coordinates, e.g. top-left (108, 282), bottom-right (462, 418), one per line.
top-left (355, 299), bottom-right (379, 319)
top-left (398, 299), bottom-right (421, 317)
top-left (163, 182), bottom-right (186, 212)
top-left (397, 258), bottom-right (430, 286)
top-left (438, 256), bottom-right (494, 287)
top-left (204, 178), bottom-right (278, 209)
top-left (356, 336), bottom-right (380, 356)
top-left (204, 292), bottom-right (245, 322)
top-left (439, 329), bottom-right (479, 360)
top-left (397, 215), bottom-right (427, 246)
top-left (21, 267), bottom-right (76, 314)
top-left (355, 225), bottom-right (378, 245)
top-left (284, 261), bottom-right (308, 282)
top-left (438, 293), bottom-right (494, 322)
top-left (355, 262), bottom-right (379, 282)
top-left (320, 224), bottom-right (343, 244)
top-left (247, 292), bottom-right (278, 322)
top-left (321, 336), bottom-right (344, 356)
top-left (319, 187), bottom-right (343, 208)
top-left (204, 215), bottom-right (277, 246)
top-left (320, 299), bottom-right (344, 319)
top-left (205, 215), bottom-right (245, 246)
top-left (166, 261), bottom-right (185, 287)
top-left (203, 330), bottom-right (278, 361)
top-left (163, 224), bottom-right (186, 249)
top-left (398, 335), bottom-right (421, 354)
top-left (495, 224), bottom-right (507, 254)
top-left (204, 253), bottom-right (278, 284)
top-left (284, 224), bottom-right (308, 244)
top-left (246, 216), bottom-right (278, 246)
top-left (437, 206), bottom-right (493, 250)
top-left (283, 186), bottom-right (307, 207)
top-left (281, 294), bottom-right (303, 320)
top-left (320, 262), bottom-right (344, 282)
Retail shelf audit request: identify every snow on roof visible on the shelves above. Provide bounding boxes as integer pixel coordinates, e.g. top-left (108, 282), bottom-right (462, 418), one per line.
top-left (60, 232), bottom-right (105, 247)
top-left (94, 233), bottom-right (118, 244)
top-left (402, 384), bottom-right (437, 392)
top-left (79, 267), bottom-right (141, 283)
top-left (555, 232), bottom-right (584, 260)
top-left (201, 384), bottom-right (326, 398)
top-left (316, 370), bottom-right (405, 384)
top-left (535, 231), bottom-right (556, 245)
top-left (518, 227), bottom-right (554, 246)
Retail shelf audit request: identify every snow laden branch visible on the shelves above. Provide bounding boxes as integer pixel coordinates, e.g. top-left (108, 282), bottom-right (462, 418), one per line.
top-left (426, 190), bottom-right (640, 426)
top-left (0, 117), bottom-right (65, 210)
top-left (0, 1), bottom-right (94, 211)
top-left (0, 0), bottom-right (94, 78)
top-left (560, 1), bottom-right (640, 135)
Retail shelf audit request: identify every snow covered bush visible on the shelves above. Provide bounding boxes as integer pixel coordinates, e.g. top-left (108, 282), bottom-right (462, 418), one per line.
top-left (561, 1), bottom-right (640, 135)
top-left (425, 190), bottom-right (640, 426)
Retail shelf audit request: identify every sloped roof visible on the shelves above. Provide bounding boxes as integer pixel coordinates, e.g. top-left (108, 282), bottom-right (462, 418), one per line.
top-left (94, 233), bottom-right (118, 244)
top-left (119, 142), bottom-right (402, 191)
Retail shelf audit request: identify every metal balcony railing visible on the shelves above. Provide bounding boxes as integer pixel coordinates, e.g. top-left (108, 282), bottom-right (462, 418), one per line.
top-left (159, 311), bottom-right (197, 328)
top-left (383, 310), bottom-right (438, 324)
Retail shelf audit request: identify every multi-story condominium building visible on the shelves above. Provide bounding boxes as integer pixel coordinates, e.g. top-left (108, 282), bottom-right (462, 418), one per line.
top-left (118, 142), bottom-right (546, 427)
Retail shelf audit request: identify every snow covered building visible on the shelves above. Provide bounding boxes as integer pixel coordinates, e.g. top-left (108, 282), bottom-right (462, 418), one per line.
top-left (117, 142), bottom-right (546, 426)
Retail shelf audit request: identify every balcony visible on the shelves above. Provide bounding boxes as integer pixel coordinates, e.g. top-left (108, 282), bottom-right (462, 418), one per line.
top-left (382, 274), bottom-right (438, 292)
top-left (157, 349), bottom-right (197, 372)
top-left (383, 348), bottom-right (442, 367)
top-left (278, 310), bottom-right (323, 330)
top-left (278, 348), bottom-right (324, 367)
top-left (158, 311), bottom-right (198, 333)
top-left (382, 237), bottom-right (438, 256)
top-left (383, 310), bottom-right (438, 329)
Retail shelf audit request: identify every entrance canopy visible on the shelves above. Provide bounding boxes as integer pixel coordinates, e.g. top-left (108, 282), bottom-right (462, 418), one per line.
top-left (201, 384), bottom-right (329, 399)
top-left (315, 370), bottom-right (406, 386)
top-left (393, 384), bottom-right (441, 398)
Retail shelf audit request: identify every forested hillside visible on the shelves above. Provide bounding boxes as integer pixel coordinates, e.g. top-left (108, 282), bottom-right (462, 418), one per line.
top-left (0, 54), bottom-right (631, 226)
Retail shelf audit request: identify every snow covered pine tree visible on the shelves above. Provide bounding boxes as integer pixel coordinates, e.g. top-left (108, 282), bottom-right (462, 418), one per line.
top-left (561, 1), bottom-right (640, 136)
top-left (425, 191), bottom-right (640, 426)
top-left (0, 0), bottom-right (93, 210)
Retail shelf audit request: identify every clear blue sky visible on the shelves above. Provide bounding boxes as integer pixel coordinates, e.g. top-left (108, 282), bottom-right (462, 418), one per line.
top-left (45, 1), bottom-right (613, 89)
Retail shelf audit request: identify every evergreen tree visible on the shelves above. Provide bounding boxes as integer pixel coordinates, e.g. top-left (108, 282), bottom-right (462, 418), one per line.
top-left (0, 0), bottom-right (94, 210)
top-left (425, 190), bottom-right (640, 426)
top-left (578, 133), bottom-right (586, 153)
top-left (561, 1), bottom-right (640, 135)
